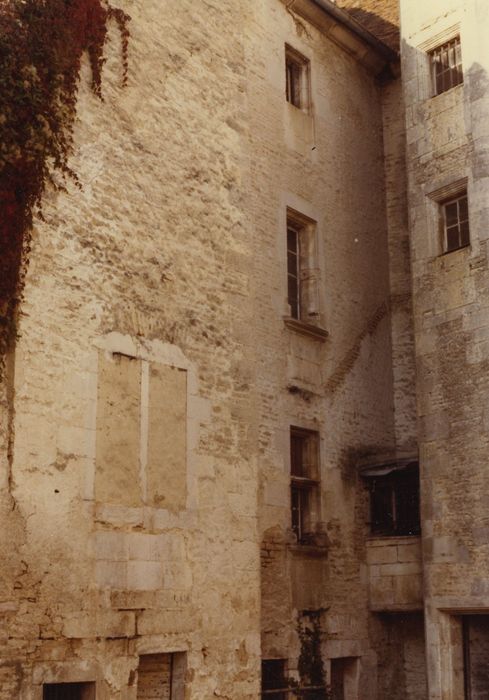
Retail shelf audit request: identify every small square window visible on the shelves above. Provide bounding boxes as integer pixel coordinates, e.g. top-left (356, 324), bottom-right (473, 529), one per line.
top-left (429, 37), bottom-right (463, 95)
top-left (290, 427), bottom-right (320, 544)
top-left (285, 45), bottom-right (310, 111)
top-left (442, 191), bottom-right (470, 253)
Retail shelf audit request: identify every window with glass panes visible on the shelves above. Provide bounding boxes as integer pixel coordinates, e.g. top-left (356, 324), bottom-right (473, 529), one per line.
top-left (290, 428), bottom-right (319, 544)
top-left (430, 37), bottom-right (463, 95)
top-left (285, 45), bottom-right (309, 110)
top-left (287, 221), bottom-right (301, 320)
top-left (443, 192), bottom-right (469, 252)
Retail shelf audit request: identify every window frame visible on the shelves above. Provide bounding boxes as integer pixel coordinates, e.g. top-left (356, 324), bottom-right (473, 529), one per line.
top-left (285, 44), bottom-right (310, 112)
top-left (441, 190), bottom-right (470, 253)
top-left (285, 209), bottom-right (320, 327)
top-left (368, 463), bottom-right (421, 538)
top-left (429, 36), bottom-right (463, 96)
top-left (290, 427), bottom-right (320, 545)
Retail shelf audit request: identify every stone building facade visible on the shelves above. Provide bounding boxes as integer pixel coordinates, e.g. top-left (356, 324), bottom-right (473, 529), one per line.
top-left (1, 0), bottom-right (488, 699)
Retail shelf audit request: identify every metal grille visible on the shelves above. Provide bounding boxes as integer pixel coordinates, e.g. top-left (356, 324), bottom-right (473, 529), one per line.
top-left (430, 37), bottom-right (463, 95)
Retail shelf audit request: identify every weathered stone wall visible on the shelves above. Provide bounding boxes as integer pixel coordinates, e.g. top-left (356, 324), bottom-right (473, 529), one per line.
top-left (401, 0), bottom-right (489, 697)
top-left (371, 612), bottom-right (428, 700)
top-left (247, 1), bottom-right (402, 694)
top-left (0, 1), bottom-right (261, 698)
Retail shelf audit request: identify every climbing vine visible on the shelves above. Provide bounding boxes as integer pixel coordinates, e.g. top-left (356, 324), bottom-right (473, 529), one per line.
top-left (0, 0), bottom-right (130, 357)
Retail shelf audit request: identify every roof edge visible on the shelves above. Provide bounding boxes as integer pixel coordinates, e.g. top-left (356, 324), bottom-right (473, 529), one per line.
top-left (310, 0), bottom-right (398, 62)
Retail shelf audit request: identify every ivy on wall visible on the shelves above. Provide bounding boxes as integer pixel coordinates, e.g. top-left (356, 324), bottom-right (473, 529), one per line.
top-left (0, 0), bottom-right (130, 357)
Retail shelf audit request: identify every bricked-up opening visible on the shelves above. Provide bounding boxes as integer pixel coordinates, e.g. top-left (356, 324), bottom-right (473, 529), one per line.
top-left (429, 37), bottom-right (463, 96)
top-left (262, 659), bottom-right (288, 699)
top-left (442, 191), bottom-right (470, 253)
top-left (43, 683), bottom-right (95, 700)
top-left (285, 45), bottom-right (310, 111)
top-left (137, 652), bottom-right (186, 700)
top-left (367, 462), bottom-right (420, 537)
top-left (290, 427), bottom-right (320, 544)
top-left (330, 658), bottom-right (358, 700)
top-left (463, 616), bottom-right (489, 699)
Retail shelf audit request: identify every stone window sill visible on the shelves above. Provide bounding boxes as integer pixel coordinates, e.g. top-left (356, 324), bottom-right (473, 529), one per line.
top-left (283, 316), bottom-right (329, 341)
top-left (288, 543), bottom-right (329, 558)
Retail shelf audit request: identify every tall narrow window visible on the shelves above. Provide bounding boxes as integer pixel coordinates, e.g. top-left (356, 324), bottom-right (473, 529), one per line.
top-left (290, 427), bottom-right (320, 544)
top-left (429, 37), bottom-right (463, 95)
top-left (285, 45), bottom-right (310, 111)
top-left (285, 209), bottom-right (320, 326)
top-left (287, 221), bottom-right (301, 320)
top-left (442, 191), bottom-right (469, 252)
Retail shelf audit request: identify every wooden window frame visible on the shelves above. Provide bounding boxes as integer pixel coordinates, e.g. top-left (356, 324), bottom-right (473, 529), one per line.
top-left (285, 209), bottom-right (320, 326)
top-left (368, 464), bottom-right (421, 538)
top-left (441, 191), bottom-right (470, 253)
top-left (290, 427), bottom-right (320, 544)
top-left (285, 45), bottom-right (310, 112)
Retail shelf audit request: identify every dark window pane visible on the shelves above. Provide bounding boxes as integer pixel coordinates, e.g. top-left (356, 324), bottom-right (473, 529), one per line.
top-left (291, 434), bottom-right (304, 476)
top-left (460, 221), bottom-right (470, 247)
top-left (446, 225), bottom-right (460, 251)
top-left (445, 202), bottom-right (458, 226)
top-left (287, 227), bottom-right (298, 252)
top-left (371, 481), bottom-right (394, 535)
top-left (459, 196), bottom-right (468, 221)
top-left (43, 684), bottom-right (88, 700)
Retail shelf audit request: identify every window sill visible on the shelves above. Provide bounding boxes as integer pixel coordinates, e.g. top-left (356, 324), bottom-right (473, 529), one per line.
top-left (288, 542), bottom-right (329, 558)
top-left (367, 534), bottom-right (421, 543)
top-left (283, 317), bottom-right (328, 341)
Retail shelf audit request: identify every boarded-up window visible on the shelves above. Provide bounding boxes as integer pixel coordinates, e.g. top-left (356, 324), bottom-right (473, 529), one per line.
top-left (137, 654), bottom-right (172, 700)
top-left (95, 352), bottom-right (141, 507)
top-left (147, 365), bottom-right (187, 511)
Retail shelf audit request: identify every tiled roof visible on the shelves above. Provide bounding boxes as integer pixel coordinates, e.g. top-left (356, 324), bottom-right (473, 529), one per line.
top-left (334, 0), bottom-right (400, 52)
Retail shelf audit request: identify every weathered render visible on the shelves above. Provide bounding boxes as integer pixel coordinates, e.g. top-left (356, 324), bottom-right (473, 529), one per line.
top-left (2, 0), bottom-right (489, 698)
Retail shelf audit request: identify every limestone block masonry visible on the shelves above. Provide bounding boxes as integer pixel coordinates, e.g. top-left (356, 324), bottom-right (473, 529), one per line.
top-left (0, 1), bottom-right (260, 698)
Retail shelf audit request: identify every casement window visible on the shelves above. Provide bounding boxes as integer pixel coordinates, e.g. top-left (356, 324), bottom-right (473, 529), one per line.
top-left (442, 191), bottom-right (469, 252)
top-left (429, 36), bottom-right (463, 95)
top-left (43, 683), bottom-right (95, 700)
top-left (368, 463), bottom-right (420, 538)
top-left (290, 427), bottom-right (320, 544)
top-left (262, 660), bottom-right (288, 699)
top-left (285, 45), bottom-right (310, 111)
top-left (286, 209), bottom-right (319, 324)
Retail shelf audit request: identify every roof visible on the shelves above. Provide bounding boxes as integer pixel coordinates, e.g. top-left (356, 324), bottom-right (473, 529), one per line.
top-left (333, 0), bottom-right (400, 52)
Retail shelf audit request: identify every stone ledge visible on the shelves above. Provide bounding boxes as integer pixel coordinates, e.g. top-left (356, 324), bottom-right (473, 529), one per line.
top-left (283, 316), bottom-right (329, 341)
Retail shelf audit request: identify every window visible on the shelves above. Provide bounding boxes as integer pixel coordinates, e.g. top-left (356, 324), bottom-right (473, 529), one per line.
top-left (43, 683), bottom-right (95, 700)
top-left (290, 427), bottom-right (320, 544)
top-left (442, 191), bottom-right (469, 252)
top-left (368, 463), bottom-right (420, 537)
top-left (429, 37), bottom-right (463, 95)
top-left (262, 660), bottom-right (288, 699)
top-left (286, 209), bottom-right (320, 325)
top-left (285, 45), bottom-right (310, 111)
